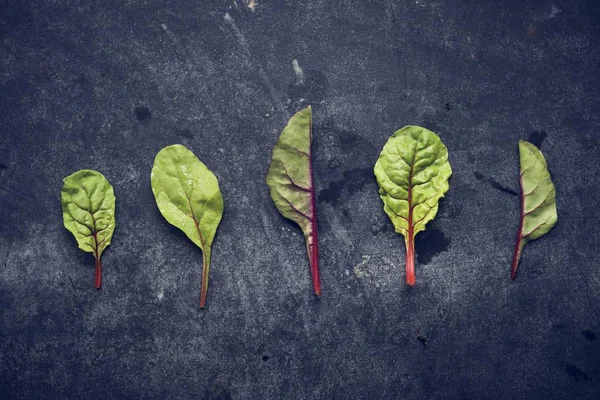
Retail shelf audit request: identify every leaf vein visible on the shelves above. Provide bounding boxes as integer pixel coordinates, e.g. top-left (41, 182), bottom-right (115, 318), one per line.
top-left (277, 189), bottom-right (312, 220)
top-left (277, 142), bottom-right (310, 158)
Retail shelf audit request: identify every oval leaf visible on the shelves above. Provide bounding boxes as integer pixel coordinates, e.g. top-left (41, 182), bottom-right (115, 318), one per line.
top-left (266, 106), bottom-right (321, 296)
top-left (61, 169), bottom-right (116, 289)
top-left (510, 140), bottom-right (557, 279)
top-left (151, 144), bottom-right (224, 308)
top-left (374, 126), bottom-right (452, 285)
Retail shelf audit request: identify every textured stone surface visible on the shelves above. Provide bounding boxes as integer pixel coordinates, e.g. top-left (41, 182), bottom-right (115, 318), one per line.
top-left (1, 1), bottom-right (599, 399)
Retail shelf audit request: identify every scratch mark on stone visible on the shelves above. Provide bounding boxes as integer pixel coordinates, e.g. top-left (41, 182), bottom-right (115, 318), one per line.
top-left (160, 23), bottom-right (193, 68)
top-left (3, 237), bottom-right (13, 272)
top-left (474, 172), bottom-right (518, 196)
top-left (467, 36), bottom-right (475, 60)
top-left (224, 12), bottom-right (283, 109)
top-left (292, 59), bottom-right (304, 84)
top-left (66, 275), bottom-right (87, 291)
top-left (448, 254), bottom-right (455, 311)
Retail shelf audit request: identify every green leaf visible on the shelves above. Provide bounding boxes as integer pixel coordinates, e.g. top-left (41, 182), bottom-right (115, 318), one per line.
top-left (266, 106), bottom-right (321, 296)
top-left (374, 126), bottom-right (452, 285)
top-left (151, 144), bottom-right (224, 308)
top-left (510, 140), bottom-right (557, 279)
top-left (61, 169), bottom-right (116, 289)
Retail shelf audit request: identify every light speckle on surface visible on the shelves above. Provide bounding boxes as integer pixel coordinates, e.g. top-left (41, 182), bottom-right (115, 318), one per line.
top-left (535, 4), bottom-right (562, 21)
top-left (292, 59), bottom-right (305, 84)
top-left (245, 0), bottom-right (257, 12)
top-left (353, 266), bottom-right (363, 278)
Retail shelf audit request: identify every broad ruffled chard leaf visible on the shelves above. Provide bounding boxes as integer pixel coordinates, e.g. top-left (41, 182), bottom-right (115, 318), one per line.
top-left (511, 140), bottom-right (557, 280)
top-left (374, 126), bottom-right (452, 285)
top-left (151, 144), bottom-right (224, 308)
top-left (61, 170), bottom-right (116, 289)
top-left (266, 106), bottom-right (321, 296)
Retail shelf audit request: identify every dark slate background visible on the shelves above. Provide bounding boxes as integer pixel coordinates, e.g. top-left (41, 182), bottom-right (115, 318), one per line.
top-left (1, 0), bottom-right (599, 399)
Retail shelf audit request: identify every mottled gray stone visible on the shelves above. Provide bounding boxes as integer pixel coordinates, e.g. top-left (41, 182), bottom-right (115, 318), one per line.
top-left (1, 1), bottom-right (599, 399)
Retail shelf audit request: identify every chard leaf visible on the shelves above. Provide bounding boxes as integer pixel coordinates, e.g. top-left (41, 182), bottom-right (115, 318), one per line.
top-left (61, 169), bottom-right (116, 289)
top-left (266, 106), bottom-right (321, 295)
top-left (374, 126), bottom-right (452, 285)
top-left (511, 140), bottom-right (557, 279)
top-left (151, 144), bottom-right (224, 308)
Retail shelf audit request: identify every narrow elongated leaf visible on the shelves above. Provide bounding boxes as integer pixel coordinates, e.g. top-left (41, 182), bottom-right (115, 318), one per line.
top-left (61, 169), bottom-right (116, 289)
top-left (374, 126), bottom-right (452, 285)
top-left (151, 144), bottom-right (224, 308)
top-left (511, 140), bottom-right (557, 279)
top-left (266, 106), bottom-right (321, 295)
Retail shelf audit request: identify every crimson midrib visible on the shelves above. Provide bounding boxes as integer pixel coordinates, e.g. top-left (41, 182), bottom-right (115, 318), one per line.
top-left (307, 111), bottom-right (321, 296)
